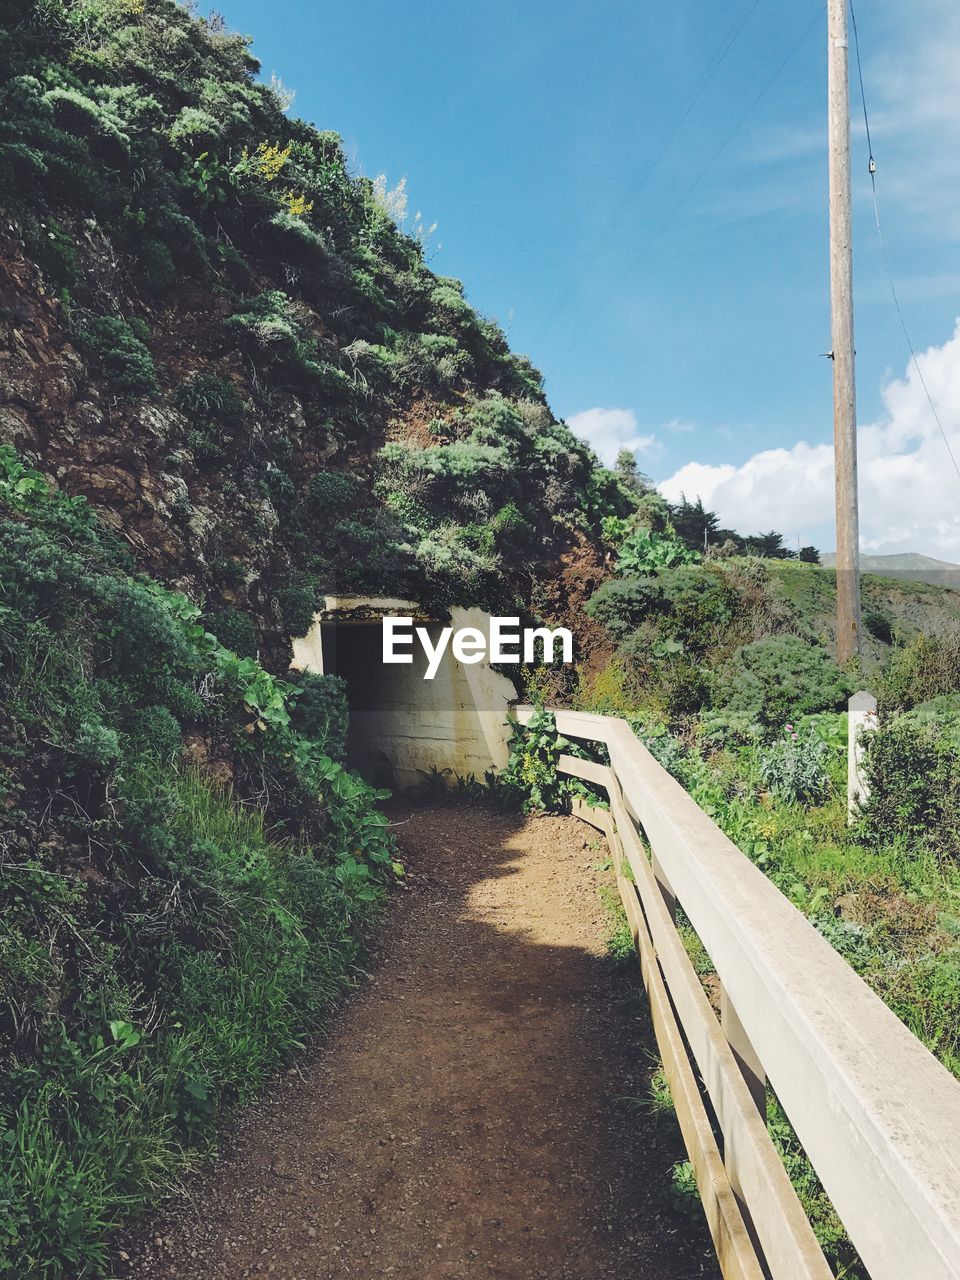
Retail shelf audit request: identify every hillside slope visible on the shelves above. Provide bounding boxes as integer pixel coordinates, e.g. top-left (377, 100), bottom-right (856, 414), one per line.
top-left (0, 0), bottom-right (628, 666)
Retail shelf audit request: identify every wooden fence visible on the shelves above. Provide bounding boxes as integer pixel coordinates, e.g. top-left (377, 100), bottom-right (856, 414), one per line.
top-left (512, 706), bottom-right (960, 1280)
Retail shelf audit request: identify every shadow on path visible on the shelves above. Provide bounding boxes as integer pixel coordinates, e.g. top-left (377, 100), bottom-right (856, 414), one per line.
top-left (120, 805), bottom-right (720, 1280)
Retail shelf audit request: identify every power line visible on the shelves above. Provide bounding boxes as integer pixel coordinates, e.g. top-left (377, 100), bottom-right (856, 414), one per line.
top-left (848, 0), bottom-right (960, 486)
top-left (549, 5), bottom-right (825, 367)
top-left (848, 0), bottom-right (873, 164)
top-left (534, 0), bottom-right (766, 340)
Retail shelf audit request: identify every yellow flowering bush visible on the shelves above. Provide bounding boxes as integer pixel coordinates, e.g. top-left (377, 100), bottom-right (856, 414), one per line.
top-left (279, 189), bottom-right (314, 218)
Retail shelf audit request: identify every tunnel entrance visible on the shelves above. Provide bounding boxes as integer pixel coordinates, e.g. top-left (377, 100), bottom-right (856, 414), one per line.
top-left (291, 597), bottom-right (516, 789)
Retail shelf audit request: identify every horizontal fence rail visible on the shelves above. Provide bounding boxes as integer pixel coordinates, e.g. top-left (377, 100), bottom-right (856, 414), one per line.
top-left (513, 706), bottom-right (960, 1280)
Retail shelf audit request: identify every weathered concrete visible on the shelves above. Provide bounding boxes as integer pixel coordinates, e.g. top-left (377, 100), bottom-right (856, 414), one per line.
top-left (292, 598), bottom-right (516, 788)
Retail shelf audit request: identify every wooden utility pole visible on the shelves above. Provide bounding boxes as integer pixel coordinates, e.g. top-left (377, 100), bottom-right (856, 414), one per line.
top-left (828, 0), bottom-right (861, 664)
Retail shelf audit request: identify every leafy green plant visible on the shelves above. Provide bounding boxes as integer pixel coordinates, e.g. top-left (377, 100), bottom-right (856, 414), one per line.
top-left (668, 1160), bottom-right (701, 1217)
top-left (499, 707), bottom-right (598, 813)
top-left (71, 314), bottom-right (157, 397)
top-left (757, 726), bottom-right (833, 804)
top-left (180, 150), bottom-right (239, 209)
top-left (212, 649), bottom-right (297, 732)
top-left (714, 635), bottom-right (850, 730)
top-left (615, 525), bottom-right (699, 575)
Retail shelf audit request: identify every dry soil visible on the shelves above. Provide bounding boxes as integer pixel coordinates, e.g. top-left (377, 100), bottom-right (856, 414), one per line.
top-left (118, 805), bottom-right (719, 1280)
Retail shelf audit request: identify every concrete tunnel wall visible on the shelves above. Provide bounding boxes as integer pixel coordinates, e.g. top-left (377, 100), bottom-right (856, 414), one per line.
top-left (290, 597), bottom-right (517, 788)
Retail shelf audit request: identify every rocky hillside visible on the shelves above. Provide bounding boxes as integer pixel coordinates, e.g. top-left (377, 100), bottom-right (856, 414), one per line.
top-left (0, 0), bottom-right (629, 667)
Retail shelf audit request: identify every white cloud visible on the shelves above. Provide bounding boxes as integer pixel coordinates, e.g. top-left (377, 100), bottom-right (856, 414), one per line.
top-left (708, 0), bottom-right (960, 238)
top-left (664, 417), bottom-right (696, 434)
top-left (659, 320), bottom-right (960, 557)
top-left (566, 407), bottom-right (661, 467)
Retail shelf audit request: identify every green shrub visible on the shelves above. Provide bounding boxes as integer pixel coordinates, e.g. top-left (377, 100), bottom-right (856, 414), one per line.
top-left (225, 291), bottom-right (345, 393)
top-left (0, 449), bottom-right (395, 1276)
top-left (175, 372), bottom-right (246, 420)
top-left (277, 574), bottom-right (317, 636)
top-left (656, 565), bottom-right (736, 657)
top-left (204, 606), bottom-right (257, 658)
top-left (756, 728), bottom-right (832, 804)
top-left (42, 86), bottom-right (130, 164)
top-left (863, 607), bottom-right (895, 645)
top-left (714, 635), bottom-right (850, 730)
top-left (210, 556), bottom-right (248, 589)
top-left (92, 576), bottom-right (195, 678)
top-left (857, 721), bottom-right (960, 854)
top-left (73, 719), bottom-right (121, 771)
top-left (877, 633), bottom-right (960, 713)
top-left (586, 566), bottom-right (734, 660)
top-left (168, 105), bottom-right (223, 153)
top-left (306, 469), bottom-right (360, 516)
top-left (135, 236), bottom-right (176, 293)
top-left (901, 694), bottom-right (960, 749)
top-left (699, 708), bottom-right (764, 746)
top-left (71, 314), bottom-right (158, 397)
top-left (584, 576), bottom-right (663, 642)
top-left (289, 671), bottom-right (348, 761)
top-left (124, 704), bottom-right (183, 761)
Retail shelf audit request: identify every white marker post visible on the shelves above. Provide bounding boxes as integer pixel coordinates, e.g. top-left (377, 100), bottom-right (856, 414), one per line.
top-left (847, 691), bottom-right (878, 823)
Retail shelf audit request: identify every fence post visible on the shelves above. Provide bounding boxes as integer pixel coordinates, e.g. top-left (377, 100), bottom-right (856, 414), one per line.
top-left (847, 691), bottom-right (878, 824)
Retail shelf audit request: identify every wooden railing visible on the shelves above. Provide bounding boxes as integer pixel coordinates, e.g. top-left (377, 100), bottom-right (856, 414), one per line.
top-left (512, 706), bottom-right (960, 1280)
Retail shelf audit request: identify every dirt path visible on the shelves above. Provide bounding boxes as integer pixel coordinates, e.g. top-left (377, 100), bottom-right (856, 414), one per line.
top-left (121, 806), bottom-right (719, 1280)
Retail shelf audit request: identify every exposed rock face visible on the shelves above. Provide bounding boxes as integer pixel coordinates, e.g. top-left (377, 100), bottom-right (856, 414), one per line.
top-left (0, 224), bottom-right (332, 649)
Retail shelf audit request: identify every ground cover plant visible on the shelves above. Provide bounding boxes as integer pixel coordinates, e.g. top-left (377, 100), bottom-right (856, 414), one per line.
top-left (0, 0), bottom-right (649, 642)
top-left (0, 449), bottom-right (396, 1277)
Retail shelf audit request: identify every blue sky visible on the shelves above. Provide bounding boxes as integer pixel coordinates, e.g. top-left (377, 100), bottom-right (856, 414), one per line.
top-left (214, 0), bottom-right (960, 557)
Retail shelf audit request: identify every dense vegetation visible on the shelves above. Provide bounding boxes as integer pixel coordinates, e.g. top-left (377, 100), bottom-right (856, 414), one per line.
top-left (0, 447), bottom-right (399, 1278)
top-left (0, 0), bottom-right (645, 641)
top-left (0, 5), bottom-right (640, 1265)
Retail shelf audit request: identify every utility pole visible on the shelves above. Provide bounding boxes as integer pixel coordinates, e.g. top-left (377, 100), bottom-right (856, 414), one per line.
top-left (828, 0), bottom-right (861, 664)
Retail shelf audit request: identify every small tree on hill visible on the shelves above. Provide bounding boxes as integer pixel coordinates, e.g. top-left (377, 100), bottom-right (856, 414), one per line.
top-left (614, 448), bottom-right (654, 497)
top-left (669, 494), bottom-right (721, 552)
top-left (743, 530), bottom-right (794, 560)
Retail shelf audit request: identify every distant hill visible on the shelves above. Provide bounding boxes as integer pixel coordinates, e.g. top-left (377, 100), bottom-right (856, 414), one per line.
top-left (821, 552), bottom-right (960, 588)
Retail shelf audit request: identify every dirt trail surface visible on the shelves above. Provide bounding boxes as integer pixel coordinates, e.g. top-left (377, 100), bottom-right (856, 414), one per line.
top-left (120, 806), bottom-right (718, 1280)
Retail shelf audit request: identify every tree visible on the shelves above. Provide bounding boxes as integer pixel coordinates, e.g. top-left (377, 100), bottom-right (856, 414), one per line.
top-left (742, 530), bottom-right (794, 560)
top-left (799, 545), bottom-right (820, 564)
top-left (669, 494), bottom-right (721, 552)
top-left (614, 448), bottom-right (654, 497)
